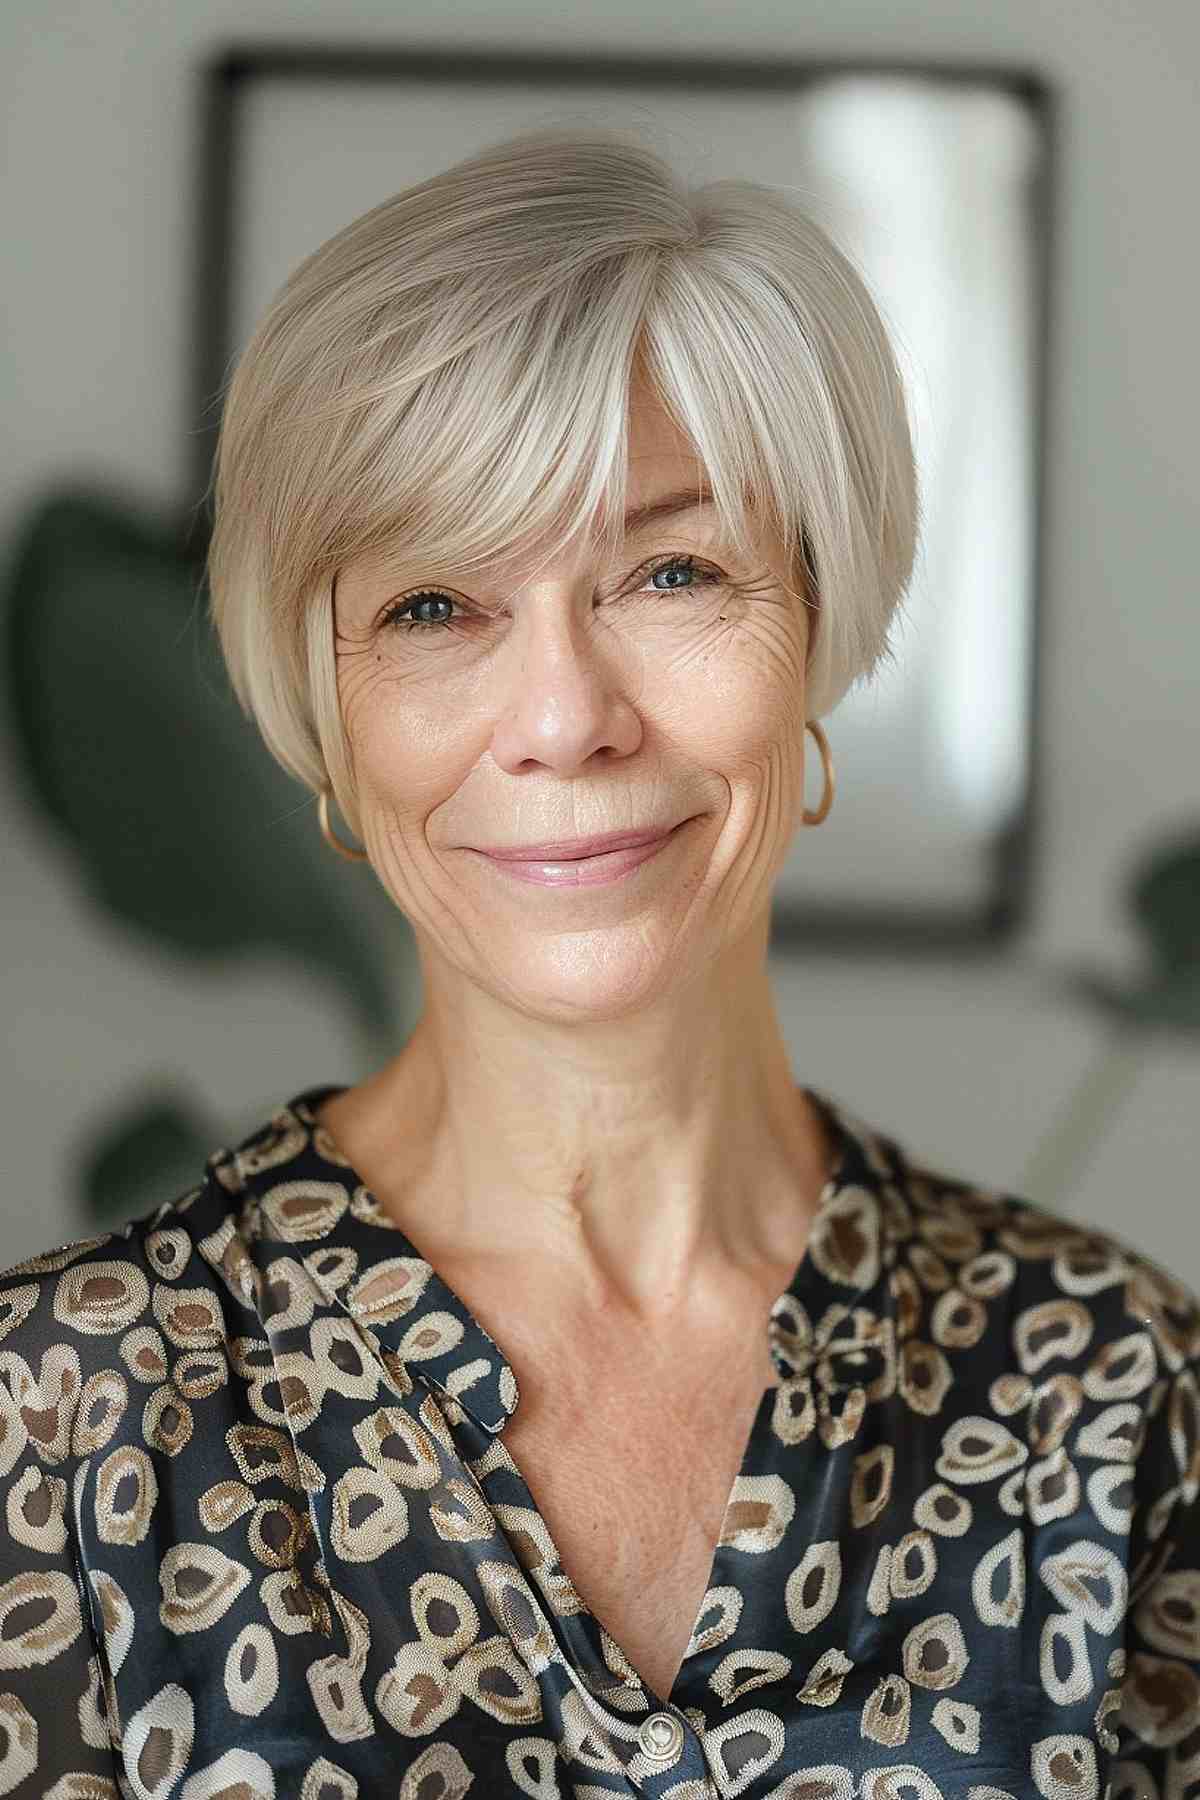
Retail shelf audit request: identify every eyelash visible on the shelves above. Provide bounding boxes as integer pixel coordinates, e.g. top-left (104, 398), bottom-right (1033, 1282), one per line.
top-left (380, 554), bottom-right (724, 634)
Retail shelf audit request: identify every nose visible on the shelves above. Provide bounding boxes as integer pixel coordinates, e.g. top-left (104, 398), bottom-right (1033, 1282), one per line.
top-left (488, 599), bottom-right (644, 775)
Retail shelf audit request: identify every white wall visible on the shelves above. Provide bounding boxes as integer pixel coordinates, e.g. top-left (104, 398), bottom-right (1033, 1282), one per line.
top-left (2, 0), bottom-right (1198, 1274)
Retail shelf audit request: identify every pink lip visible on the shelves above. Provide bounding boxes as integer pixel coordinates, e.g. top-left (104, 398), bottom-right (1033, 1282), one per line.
top-left (476, 825), bottom-right (682, 861)
top-left (472, 820), bottom-right (689, 886)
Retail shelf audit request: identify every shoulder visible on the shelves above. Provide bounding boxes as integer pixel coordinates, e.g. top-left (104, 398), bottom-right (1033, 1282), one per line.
top-left (858, 1132), bottom-right (1200, 1550)
top-left (868, 1118), bottom-right (1200, 1374)
top-left (0, 1157), bottom-right (260, 1429)
top-left (0, 1084), bottom-right (353, 1432)
top-left (876, 1134), bottom-right (1200, 1499)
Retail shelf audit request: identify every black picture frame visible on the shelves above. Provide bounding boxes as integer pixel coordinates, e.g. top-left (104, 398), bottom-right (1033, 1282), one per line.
top-left (180, 43), bottom-right (1056, 957)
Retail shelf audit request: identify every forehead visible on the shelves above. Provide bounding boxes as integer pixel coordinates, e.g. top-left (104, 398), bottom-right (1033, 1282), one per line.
top-left (625, 362), bottom-right (703, 459)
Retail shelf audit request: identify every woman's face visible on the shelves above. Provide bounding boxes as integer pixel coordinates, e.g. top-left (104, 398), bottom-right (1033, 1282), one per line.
top-left (331, 376), bottom-right (814, 1018)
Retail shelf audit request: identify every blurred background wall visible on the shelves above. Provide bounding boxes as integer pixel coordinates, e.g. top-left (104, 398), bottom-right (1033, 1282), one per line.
top-left (2, 0), bottom-right (1197, 1272)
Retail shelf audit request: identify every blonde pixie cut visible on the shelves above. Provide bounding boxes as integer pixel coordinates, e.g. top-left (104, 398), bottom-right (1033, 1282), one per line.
top-left (205, 124), bottom-right (919, 843)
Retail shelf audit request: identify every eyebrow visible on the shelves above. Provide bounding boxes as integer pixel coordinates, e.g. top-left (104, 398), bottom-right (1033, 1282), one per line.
top-left (622, 485), bottom-right (717, 533)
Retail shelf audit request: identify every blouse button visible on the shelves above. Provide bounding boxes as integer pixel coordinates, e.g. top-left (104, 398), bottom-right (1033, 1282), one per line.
top-left (639, 1711), bottom-right (684, 1759)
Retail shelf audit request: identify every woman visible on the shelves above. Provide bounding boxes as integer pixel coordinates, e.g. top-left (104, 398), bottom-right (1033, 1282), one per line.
top-left (1, 126), bottom-right (1196, 1798)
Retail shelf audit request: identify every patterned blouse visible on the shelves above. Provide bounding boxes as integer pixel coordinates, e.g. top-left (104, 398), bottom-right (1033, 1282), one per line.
top-left (0, 1081), bottom-right (1197, 1799)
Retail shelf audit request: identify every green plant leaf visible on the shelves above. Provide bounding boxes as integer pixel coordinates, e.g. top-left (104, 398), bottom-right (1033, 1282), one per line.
top-left (2, 484), bottom-right (409, 1050)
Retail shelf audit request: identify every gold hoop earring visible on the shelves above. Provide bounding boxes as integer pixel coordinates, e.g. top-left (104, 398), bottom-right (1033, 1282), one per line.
top-left (318, 785), bottom-right (369, 862)
top-left (802, 719), bottom-right (834, 825)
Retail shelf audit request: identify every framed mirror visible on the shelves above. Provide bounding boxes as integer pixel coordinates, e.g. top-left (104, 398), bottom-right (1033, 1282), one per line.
top-left (184, 44), bottom-right (1053, 952)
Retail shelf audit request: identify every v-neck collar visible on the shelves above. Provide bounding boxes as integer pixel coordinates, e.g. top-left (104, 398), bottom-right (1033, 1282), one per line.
top-left (197, 1081), bottom-right (896, 1437)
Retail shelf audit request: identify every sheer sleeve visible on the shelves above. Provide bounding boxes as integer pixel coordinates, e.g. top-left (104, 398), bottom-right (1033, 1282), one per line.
top-left (1110, 1349), bottom-right (1200, 1790)
top-left (0, 1266), bottom-right (122, 1792)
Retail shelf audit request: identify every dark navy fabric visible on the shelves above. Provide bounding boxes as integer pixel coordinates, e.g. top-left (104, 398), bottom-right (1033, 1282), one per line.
top-left (0, 1081), bottom-right (1197, 1796)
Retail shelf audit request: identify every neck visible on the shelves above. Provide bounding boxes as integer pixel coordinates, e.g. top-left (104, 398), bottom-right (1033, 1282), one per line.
top-left (326, 912), bottom-right (836, 1329)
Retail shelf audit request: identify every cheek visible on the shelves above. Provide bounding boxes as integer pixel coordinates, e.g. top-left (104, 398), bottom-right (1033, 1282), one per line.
top-left (694, 633), bottom-right (805, 802)
top-left (674, 614), bottom-right (807, 764)
top-left (340, 604), bottom-right (806, 791)
top-left (342, 666), bottom-right (481, 819)
top-left (335, 642), bottom-right (388, 746)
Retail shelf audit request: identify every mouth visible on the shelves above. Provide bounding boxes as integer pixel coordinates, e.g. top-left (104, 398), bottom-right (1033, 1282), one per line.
top-left (469, 818), bottom-right (693, 888)
top-left (473, 823), bottom-right (685, 861)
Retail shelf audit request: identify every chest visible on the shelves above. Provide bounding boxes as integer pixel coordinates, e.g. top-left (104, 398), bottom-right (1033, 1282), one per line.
top-left (496, 1343), bottom-right (778, 1702)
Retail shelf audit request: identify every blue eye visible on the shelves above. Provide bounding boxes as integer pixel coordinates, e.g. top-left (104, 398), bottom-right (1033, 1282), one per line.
top-left (385, 590), bottom-right (456, 632)
top-left (381, 554), bottom-right (722, 633)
